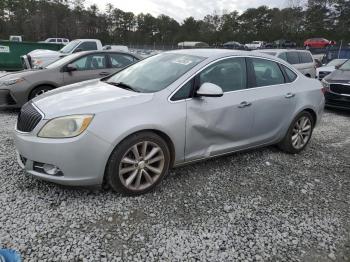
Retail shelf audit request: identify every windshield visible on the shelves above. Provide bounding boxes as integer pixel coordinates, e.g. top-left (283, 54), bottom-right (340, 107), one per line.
top-left (45, 52), bottom-right (82, 69)
top-left (339, 59), bottom-right (350, 70)
top-left (104, 53), bottom-right (205, 93)
top-left (327, 59), bottom-right (347, 67)
top-left (60, 40), bottom-right (80, 54)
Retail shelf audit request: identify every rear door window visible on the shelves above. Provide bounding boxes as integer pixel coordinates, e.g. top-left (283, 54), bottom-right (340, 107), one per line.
top-left (250, 58), bottom-right (285, 87)
top-left (299, 52), bottom-right (313, 63)
top-left (286, 52), bottom-right (300, 64)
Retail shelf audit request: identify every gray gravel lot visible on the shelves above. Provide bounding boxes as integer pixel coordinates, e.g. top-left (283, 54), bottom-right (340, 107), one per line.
top-left (0, 109), bottom-right (349, 261)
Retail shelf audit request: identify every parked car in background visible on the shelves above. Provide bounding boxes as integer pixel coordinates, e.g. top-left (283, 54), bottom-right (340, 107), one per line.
top-left (255, 49), bottom-right (316, 78)
top-left (0, 50), bottom-right (140, 108)
top-left (322, 47), bottom-right (350, 64)
top-left (103, 45), bottom-right (129, 52)
top-left (222, 41), bottom-right (245, 50)
top-left (245, 41), bottom-right (265, 50)
top-left (322, 59), bottom-right (350, 110)
top-left (274, 39), bottom-right (297, 48)
top-left (22, 39), bottom-right (104, 69)
top-left (14, 49), bottom-right (324, 195)
top-left (316, 59), bottom-right (348, 80)
top-left (177, 41), bottom-right (209, 48)
top-left (42, 38), bottom-right (69, 45)
top-left (9, 35), bottom-right (22, 42)
top-left (304, 38), bottom-right (336, 48)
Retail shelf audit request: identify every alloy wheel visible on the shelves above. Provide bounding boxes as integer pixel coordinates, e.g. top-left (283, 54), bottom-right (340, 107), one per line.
top-left (118, 141), bottom-right (165, 191)
top-left (291, 116), bottom-right (312, 150)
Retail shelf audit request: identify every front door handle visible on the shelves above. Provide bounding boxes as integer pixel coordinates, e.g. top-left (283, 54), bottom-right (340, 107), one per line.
top-left (285, 93), bottom-right (295, 98)
top-left (99, 72), bottom-right (110, 76)
top-left (238, 101), bottom-right (252, 108)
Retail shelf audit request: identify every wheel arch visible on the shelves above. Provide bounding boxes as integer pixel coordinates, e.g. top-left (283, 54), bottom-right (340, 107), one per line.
top-left (28, 83), bottom-right (58, 100)
top-left (102, 128), bottom-right (176, 185)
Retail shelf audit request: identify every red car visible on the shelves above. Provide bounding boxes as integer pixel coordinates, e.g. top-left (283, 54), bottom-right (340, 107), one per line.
top-left (304, 38), bottom-right (336, 48)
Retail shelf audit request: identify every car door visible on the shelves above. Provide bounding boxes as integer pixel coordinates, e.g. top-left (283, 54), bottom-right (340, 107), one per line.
top-left (246, 57), bottom-right (297, 145)
top-left (184, 57), bottom-right (255, 161)
top-left (298, 52), bottom-right (316, 78)
top-left (62, 53), bottom-right (109, 85)
top-left (107, 53), bottom-right (138, 74)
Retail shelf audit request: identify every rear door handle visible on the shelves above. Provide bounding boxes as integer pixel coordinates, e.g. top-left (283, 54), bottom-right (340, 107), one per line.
top-left (99, 72), bottom-right (110, 76)
top-left (285, 93), bottom-right (295, 98)
top-left (238, 101), bottom-right (252, 108)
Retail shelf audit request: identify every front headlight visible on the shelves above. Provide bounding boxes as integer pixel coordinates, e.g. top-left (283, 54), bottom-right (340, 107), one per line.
top-left (38, 115), bottom-right (94, 138)
top-left (0, 78), bottom-right (24, 86)
top-left (321, 79), bottom-right (330, 88)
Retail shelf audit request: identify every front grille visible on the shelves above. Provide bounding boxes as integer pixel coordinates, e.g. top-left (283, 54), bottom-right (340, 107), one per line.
top-left (318, 71), bottom-right (330, 80)
top-left (0, 90), bottom-right (16, 105)
top-left (330, 84), bottom-right (350, 95)
top-left (17, 103), bottom-right (42, 132)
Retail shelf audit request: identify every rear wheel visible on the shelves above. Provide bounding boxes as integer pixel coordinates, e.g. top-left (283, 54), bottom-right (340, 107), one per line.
top-left (106, 132), bottom-right (170, 195)
top-left (278, 111), bottom-right (314, 154)
top-left (29, 86), bottom-right (53, 100)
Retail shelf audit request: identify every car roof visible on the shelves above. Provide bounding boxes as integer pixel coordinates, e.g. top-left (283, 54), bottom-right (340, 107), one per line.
top-left (166, 48), bottom-right (280, 60)
top-left (258, 49), bottom-right (310, 53)
top-left (75, 50), bottom-right (141, 59)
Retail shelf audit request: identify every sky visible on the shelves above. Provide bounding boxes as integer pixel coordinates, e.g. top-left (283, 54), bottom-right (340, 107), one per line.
top-left (84, 0), bottom-right (289, 22)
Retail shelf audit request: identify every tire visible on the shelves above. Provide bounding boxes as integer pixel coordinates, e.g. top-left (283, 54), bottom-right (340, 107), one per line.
top-left (278, 111), bottom-right (314, 154)
top-left (105, 132), bottom-right (171, 195)
top-left (29, 86), bottom-right (53, 100)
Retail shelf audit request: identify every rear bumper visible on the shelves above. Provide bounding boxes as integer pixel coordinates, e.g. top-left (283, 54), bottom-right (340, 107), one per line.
top-left (14, 130), bottom-right (112, 186)
top-left (325, 92), bottom-right (350, 110)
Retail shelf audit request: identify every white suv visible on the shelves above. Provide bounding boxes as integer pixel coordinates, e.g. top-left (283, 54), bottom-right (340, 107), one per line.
top-left (256, 49), bottom-right (316, 78)
top-left (44, 38), bottom-right (69, 45)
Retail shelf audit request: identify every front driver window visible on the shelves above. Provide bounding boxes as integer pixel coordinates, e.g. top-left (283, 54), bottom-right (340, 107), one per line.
top-left (199, 57), bottom-right (247, 92)
top-left (71, 54), bottom-right (107, 71)
top-left (109, 54), bottom-right (135, 68)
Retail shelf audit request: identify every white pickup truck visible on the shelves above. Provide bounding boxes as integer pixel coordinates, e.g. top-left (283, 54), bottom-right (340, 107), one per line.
top-left (245, 41), bottom-right (265, 50)
top-left (21, 39), bottom-right (103, 69)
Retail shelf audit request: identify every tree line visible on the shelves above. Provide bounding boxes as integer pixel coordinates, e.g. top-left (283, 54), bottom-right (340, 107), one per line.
top-left (0, 0), bottom-right (349, 48)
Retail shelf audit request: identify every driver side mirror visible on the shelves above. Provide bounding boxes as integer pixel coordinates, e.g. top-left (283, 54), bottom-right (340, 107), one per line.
top-left (196, 82), bottom-right (223, 97)
top-left (65, 64), bottom-right (77, 72)
top-left (335, 65), bottom-right (341, 69)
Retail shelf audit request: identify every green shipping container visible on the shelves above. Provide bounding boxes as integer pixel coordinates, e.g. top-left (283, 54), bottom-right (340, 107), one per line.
top-left (0, 41), bottom-right (64, 71)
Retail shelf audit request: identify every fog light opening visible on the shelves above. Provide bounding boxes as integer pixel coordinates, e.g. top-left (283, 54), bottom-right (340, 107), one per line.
top-left (43, 164), bottom-right (62, 176)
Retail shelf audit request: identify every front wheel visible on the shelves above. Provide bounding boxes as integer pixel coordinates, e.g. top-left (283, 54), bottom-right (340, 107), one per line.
top-left (278, 111), bottom-right (314, 154)
top-left (29, 86), bottom-right (53, 100)
top-left (106, 132), bottom-right (171, 195)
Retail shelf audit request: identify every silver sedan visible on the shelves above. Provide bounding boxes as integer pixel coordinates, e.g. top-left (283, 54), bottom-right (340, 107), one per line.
top-left (14, 49), bottom-right (325, 195)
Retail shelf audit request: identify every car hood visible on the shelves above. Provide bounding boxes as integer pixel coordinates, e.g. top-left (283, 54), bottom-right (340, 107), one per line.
top-left (0, 69), bottom-right (41, 80)
top-left (33, 79), bottom-right (154, 119)
top-left (317, 66), bottom-right (335, 73)
top-left (325, 69), bottom-right (350, 82)
top-left (27, 49), bottom-right (62, 58)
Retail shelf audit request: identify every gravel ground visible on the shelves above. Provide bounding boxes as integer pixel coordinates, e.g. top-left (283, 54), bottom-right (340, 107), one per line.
top-left (0, 109), bottom-right (349, 261)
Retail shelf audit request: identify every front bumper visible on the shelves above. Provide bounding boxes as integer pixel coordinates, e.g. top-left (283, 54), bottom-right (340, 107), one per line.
top-left (0, 89), bottom-right (20, 108)
top-left (14, 130), bottom-right (112, 186)
top-left (325, 92), bottom-right (350, 110)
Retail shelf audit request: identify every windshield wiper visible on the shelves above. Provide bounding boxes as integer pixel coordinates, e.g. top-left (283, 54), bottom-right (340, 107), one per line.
top-left (105, 81), bottom-right (140, 92)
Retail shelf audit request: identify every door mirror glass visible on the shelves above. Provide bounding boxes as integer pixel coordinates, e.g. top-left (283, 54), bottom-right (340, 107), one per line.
top-left (196, 83), bottom-right (223, 97)
top-left (65, 64), bottom-right (77, 72)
